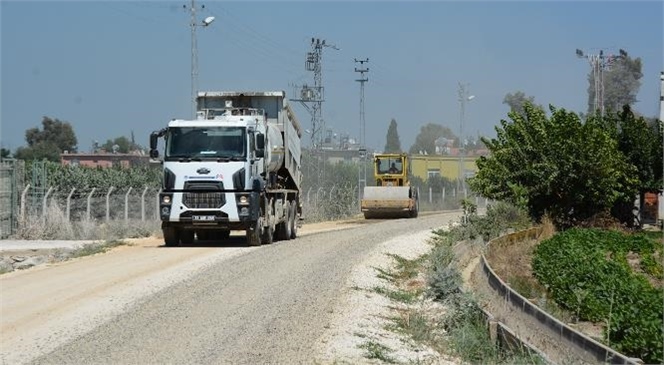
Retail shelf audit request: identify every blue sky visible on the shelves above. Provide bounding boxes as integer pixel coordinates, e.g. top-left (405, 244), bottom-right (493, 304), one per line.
top-left (1, 1), bottom-right (662, 153)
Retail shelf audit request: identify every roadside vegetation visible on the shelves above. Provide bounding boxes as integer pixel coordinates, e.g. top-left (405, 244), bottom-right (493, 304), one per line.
top-left (366, 201), bottom-right (544, 364)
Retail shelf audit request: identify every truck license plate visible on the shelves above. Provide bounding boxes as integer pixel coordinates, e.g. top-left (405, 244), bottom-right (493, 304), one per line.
top-left (192, 215), bottom-right (215, 222)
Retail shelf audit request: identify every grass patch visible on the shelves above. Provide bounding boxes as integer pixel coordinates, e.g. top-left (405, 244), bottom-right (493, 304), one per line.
top-left (385, 253), bottom-right (427, 282)
top-left (358, 340), bottom-right (396, 363)
top-left (389, 310), bottom-right (436, 343)
top-left (69, 239), bottom-right (128, 259)
top-left (373, 286), bottom-right (420, 304)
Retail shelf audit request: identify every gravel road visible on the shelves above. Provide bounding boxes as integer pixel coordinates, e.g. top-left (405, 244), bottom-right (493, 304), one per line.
top-left (1, 212), bottom-right (461, 365)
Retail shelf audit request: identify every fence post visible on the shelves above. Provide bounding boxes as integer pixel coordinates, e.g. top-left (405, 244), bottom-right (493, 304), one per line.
top-left (316, 187), bottom-right (324, 206)
top-left (87, 188), bottom-right (96, 221)
top-left (124, 187), bottom-right (133, 221)
top-left (141, 186), bottom-right (148, 221)
top-left (66, 188), bottom-right (76, 221)
top-left (475, 195), bottom-right (479, 206)
top-left (329, 185), bottom-right (335, 200)
top-left (464, 188), bottom-right (467, 199)
top-left (106, 186), bottom-right (115, 222)
top-left (307, 188), bottom-right (312, 204)
top-left (20, 184), bottom-right (31, 225)
top-left (485, 197), bottom-right (489, 207)
top-left (428, 187), bottom-right (432, 204)
top-left (442, 187), bottom-right (446, 203)
top-left (42, 187), bottom-right (54, 218)
top-left (453, 188), bottom-right (456, 198)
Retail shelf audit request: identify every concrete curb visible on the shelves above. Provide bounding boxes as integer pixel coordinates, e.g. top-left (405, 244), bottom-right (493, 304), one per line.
top-left (482, 228), bottom-right (643, 365)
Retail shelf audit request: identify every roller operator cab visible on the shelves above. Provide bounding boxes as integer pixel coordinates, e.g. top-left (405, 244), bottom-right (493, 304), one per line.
top-left (361, 153), bottom-right (419, 219)
top-left (150, 91), bottom-right (303, 247)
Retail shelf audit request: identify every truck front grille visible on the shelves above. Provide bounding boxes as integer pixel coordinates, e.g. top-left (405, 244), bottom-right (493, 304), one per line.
top-left (183, 181), bottom-right (226, 209)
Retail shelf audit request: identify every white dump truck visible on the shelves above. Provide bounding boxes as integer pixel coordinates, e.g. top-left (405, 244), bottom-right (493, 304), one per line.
top-left (149, 91), bottom-right (303, 246)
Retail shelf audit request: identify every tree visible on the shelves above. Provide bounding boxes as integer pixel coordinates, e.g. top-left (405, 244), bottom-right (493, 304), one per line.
top-left (503, 91), bottom-right (541, 117)
top-left (587, 53), bottom-right (642, 115)
top-left (101, 136), bottom-right (142, 154)
top-left (468, 103), bottom-right (638, 228)
top-left (409, 123), bottom-right (456, 155)
top-left (14, 116), bottom-right (77, 161)
top-left (0, 148), bottom-right (10, 159)
top-left (596, 106), bottom-right (663, 224)
top-left (384, 119), bottom-right (402, 153)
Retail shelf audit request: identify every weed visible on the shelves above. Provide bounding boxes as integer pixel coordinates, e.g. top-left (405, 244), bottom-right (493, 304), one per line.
top-left (385, 253), bottom-right (427, 282)
top-left (358, 340), bottom-right (396, 363)
top-left (373, 286), bottom-right (420, 304)
top-left (69, 239), bottom-right (127, 259)
top-left (390, 310), bottom-right (436, 343)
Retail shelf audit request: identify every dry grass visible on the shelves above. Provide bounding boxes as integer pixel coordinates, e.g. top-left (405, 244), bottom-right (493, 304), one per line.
top-left (16, 201), bottom-right (160, 241)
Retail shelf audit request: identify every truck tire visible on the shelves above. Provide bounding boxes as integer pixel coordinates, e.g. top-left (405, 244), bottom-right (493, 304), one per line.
top-left (261, 224), bottom-right (274, 245)
top-left (163, 226), bottom-right (181, 247)
top-left (289, 202), bottom-right (298, 239)
top-left (409, 191), bottom-right (419, 218)
top-left (246, 220), bottom-right (262, 247)
top-left (275, 201), bottom-right (292, 241)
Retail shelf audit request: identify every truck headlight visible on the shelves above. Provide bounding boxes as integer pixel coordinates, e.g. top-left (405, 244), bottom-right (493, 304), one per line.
top-left (162, 195), bottom-right (171, 204)
top-left (239, 195), bottom-right (248, 205)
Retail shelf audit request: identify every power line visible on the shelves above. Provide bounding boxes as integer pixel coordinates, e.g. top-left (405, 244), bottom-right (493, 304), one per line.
top-left (576, 48), bottom-right (627, 116)
top-left (291, 37), bottom-right (340, 186)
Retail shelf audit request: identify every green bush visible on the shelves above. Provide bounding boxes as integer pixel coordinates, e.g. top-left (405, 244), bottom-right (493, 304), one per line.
top-left (532, 228), bottom-right (663, 363)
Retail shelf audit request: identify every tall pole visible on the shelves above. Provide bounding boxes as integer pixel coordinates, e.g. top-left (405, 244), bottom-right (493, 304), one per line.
top-left (576, 48), bottom-right (624, 117)
top-left (291, 38), bottom-right (339, 186)
top-left (190, 0), bottom-right (198, 117)
top-left (355, 58), bottom-right (369, 203)
top-left (458, 82), bottom-right (469, 190)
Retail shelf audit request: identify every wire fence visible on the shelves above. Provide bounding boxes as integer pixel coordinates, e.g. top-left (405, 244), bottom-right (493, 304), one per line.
top-left (10, 182), bottom-right (488, 240)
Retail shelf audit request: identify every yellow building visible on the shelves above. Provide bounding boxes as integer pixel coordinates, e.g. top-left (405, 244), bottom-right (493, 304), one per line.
top-left (410, 154), bottom-right (483, 182)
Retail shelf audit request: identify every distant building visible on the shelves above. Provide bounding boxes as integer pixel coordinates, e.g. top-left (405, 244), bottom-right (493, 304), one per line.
top-left (410, 154), bottom-right (487, 182)
top-left (60, 151), bottom-right (150, 168)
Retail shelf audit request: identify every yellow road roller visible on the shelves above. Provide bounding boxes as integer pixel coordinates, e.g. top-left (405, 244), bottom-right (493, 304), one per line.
top-left (361, 153), bottom-right (419, 219)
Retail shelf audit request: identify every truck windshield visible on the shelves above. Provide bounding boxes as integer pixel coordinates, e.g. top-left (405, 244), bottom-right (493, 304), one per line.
top-left (166, 127), bottom-right (246, 160)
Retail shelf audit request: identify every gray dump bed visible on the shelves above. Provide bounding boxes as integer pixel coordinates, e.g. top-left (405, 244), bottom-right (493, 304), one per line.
top-left (196, 91), bottom-right (303, 191)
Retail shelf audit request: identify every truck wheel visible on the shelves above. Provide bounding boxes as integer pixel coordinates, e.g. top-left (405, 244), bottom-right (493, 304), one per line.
top-left (180, 230), bottom-right (195, 245)
top-left (261, 224), bottom-right (274, 245)
top-left (276, 201), bottom-right (292, 241)
top-left (410, 195), bottom-right (419, 218)
top-left (163, 226), bottom-right (181, 247)
top-left (289, 202), bottom-right (298, 239)
top-left (246, 219), bottom-right (262, 247)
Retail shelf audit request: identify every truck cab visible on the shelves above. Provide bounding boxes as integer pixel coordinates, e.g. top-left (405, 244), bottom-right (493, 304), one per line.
top-left (150, 91), bottom-right (302, 247)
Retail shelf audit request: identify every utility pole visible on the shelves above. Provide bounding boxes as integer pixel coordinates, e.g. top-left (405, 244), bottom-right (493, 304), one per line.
top-left (291, 38), bottom-right (339, 185)
top-left (457, 82), bottom-right (474, 191)
top-left (355, 58), bottom-right (369, 204)
top-left (576, 48), bottom-right (626, 117)
top-left (184, 0), bottom-right (215, 117)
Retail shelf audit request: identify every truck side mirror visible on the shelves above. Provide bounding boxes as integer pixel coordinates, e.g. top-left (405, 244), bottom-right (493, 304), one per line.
top-left (256, 133), bottom-right (265, 158)
top-left (150, 149), bottom-right (159, 159)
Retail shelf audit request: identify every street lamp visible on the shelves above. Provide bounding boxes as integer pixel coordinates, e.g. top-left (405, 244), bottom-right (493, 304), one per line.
top-left (458, 82), bottom-right (475, 191)
top-left (189, 0), bottom-right (215, 117)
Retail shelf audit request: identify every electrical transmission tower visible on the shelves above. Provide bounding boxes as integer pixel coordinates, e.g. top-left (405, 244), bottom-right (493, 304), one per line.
top-left (292, 38), bottom-right (339, 148)
top-left (184, 0), bottom-right (215, 117)
top-left (576, 48), bottom-right (626, 117)
top-left (355, 58), bottom-right (369, 203)
top-left (291, 38), bottom-right (339, 185)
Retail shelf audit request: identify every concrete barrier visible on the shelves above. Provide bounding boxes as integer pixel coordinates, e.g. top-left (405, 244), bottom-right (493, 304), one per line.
top-left (482, 228), bottom-right (643, 365)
